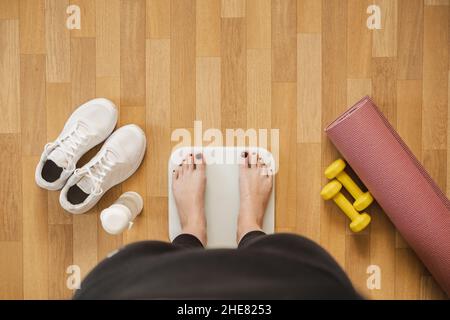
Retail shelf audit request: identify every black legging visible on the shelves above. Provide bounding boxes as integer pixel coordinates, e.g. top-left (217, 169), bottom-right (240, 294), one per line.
top-left (172, 230), bottom-right (266, 249)
top-left (74, 232), bottom-right (360, 299)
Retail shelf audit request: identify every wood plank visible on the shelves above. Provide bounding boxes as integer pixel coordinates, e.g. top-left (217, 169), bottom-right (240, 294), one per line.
top-left (96, 0), bottom-right (120, 77)
top-left (423, 6), bottom-right (448, 150)
top-left (120, 106), bottom-right (148, 244)
top-left (22, 156), bottom-right (49, 299)
top-left (21, 54), bottom-right (46, 156)
top-left (71, 38), bottom-right (96, 107)
top-left (0, 135), bottom-right (21, 241)
top-left (221, 0), bottom-right (245, 17)
top-left (45, 83), bottom-right (72, 144)
top-left (247, 0), bottom-right (271, 49)
top-left (19, 0), bottom-right (45, 54)
top-left (147, 196), bottom-right (169, 241)
top-left (0, 20), bottom-right (20, 133)
top-left (247, 49), bottom-right (271, 128)
top-left (420, 276), bottom-right (447, 299)
top-left (345, 234), bottom-right (371, 299)
top-left (120, 0), bottom-right (146, 106)
top-left (347, 78), bottom-right (372, 107)
top-left (369, 204), bottom-right (396, 299)
top-left (372, 0), bottom-right (398, 57)
top-left (297, 0), bottom-right (321, 33)
top-left (171, 0), bottom-right (196, 128)
top-left (70, 0), bottom-right (96, 37)
top-left (147, 0), bottom-right (170, 39)
top-left (146, 39), bottom-right (171, 197)
top-left (272, 83), bottom-right (296, 229)
top-left (73, 213), bottom-right (98, 281)
top-left (296, 143), bottom-right (321, 242)
top-left (48, 224), bottom-right (73, 299)
top-left (347, 0), bottom-right (372, 78)
top-left (321, 0), bottom-right (347, 267)
top-left (0, 241), bottom-right (23, 299)
top-left (46, 83), bottom-right (73, 225)
top-left (397, 0), bottom-right (423, 80)
top-left (372, 57), bottom-right (397, 125)
top-left (96, 77), bottom-right (120, 109)
top-left (196, 0), bottom-right (221, 56)
top-left (297, 33), bottom-right (321, 143)
top-left (0, 0), bottom-right (19, 19)
top-left (97, 185), bottom-right (123, 259)
top-left (221, 18), bottom-right (246, 129)
top-left (196, 57), bottom-right (221, 129)
top-left (321, 0), bottom-right (347, 169)
top-left (397, 80), bottom-right (422, 162)
top-left (423, 150), bottom-right (447, 191)
top-left (424, 0), bottom-right (449, 5)
top-left (395, 248), bottom-right (423, 299)
top-left (272, 0), bottom-right (296, 82)
top-left (45, 0), bottom-right (71, 82)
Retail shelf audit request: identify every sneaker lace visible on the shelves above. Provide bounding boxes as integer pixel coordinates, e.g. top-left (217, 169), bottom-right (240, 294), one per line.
top-left (74, 151), bottom-right (116, 196)
top-left (44, 122), bottom-right (89, 171)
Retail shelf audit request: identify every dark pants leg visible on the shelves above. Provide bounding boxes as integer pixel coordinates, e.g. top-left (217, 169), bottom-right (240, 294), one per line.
top-left (237, 231), bottom-right (355, 291)
top-left (74, 231), bottom-right (357, 299)
top-left (238, 230), bottom-right (266, 248)
top-left (172, 233), bottom-right (204, 249)
top-left (172, 230), bottom-right (352, 289)
top-left (73, 235), bottom-right (202, 299)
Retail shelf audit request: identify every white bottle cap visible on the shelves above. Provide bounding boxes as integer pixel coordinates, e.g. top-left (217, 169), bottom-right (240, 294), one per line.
top-left (100, 204), bottom-right (132, 235)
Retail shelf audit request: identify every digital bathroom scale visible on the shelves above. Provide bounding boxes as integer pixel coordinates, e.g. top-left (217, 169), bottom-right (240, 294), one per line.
top-left (168, 147), bottom-right (275, 248)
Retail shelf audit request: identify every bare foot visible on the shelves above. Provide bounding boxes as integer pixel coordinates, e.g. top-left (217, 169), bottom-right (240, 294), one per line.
top-left (237, 152), bottom-right (273, 243)
top-left (172, 153), bottom-right (207, 246)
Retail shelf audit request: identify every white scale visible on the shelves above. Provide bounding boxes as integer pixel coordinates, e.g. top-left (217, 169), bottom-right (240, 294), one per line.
top-left (168, 147), bottom-right (275, 248)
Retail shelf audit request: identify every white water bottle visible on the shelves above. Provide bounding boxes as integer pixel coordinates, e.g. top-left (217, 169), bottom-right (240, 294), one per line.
top-left (100, 191), bottom-right (144, 235)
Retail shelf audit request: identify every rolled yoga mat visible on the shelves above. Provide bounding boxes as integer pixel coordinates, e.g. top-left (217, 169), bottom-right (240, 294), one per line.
top-left (325, 96), bottom-right (450, 296)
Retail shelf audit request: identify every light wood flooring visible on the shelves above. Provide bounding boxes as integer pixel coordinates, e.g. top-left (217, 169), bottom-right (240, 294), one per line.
top-left (0, 0), bottom-right (448, 299)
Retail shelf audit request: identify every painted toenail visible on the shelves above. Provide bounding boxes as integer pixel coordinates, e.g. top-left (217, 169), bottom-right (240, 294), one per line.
top-left (195, 153), bottom-right (202, 160)
top-left (241, 151), bottom-right (248, 158)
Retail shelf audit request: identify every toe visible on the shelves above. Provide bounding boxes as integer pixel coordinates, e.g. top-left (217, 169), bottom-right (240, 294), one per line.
top-left (194, 153), bottom-right (205, 170)
top-left (175, 166), bottom-right (182, 178)
top-left (249, 152), bottom-right (258, 168)
top-left (240, 151), bottom-right (249, 169)
top-left (172, 168), bottom-right (178, 180)
top-left (187, 153), bottom-right (195, 170)
top-left (257, 155), bottom-right (265, 168)
top-left (181, 156), bottom-right (190, 173)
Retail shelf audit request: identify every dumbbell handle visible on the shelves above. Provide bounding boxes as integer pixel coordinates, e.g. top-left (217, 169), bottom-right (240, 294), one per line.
top-left (336, 171), bottom-right (364, 199)
top-left (332, 193), bottom-right (360, 221)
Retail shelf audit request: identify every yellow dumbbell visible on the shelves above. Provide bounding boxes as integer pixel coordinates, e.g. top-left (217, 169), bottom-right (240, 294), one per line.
top-left (324, 159), bottom-right (373, 211)
top-left (321, 180), bottom-right (371, 232)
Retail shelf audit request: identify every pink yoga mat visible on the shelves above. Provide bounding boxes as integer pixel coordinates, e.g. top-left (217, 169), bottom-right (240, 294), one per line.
top-left (325, 96), bottom-right (450, 296)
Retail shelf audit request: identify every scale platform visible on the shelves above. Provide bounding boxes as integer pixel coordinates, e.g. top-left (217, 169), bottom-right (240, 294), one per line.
top-left (168, 146), bottom-right (275, 248)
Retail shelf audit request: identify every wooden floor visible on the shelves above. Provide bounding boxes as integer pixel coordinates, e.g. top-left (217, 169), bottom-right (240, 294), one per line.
top-left (0, 0), bottom-right (448, 299)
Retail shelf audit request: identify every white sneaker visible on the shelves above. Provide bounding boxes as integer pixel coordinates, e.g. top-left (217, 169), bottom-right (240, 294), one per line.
top-left (59, 124), bottom-right (147, 214)
top-left (35, 98), bottom-right (118, 190)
